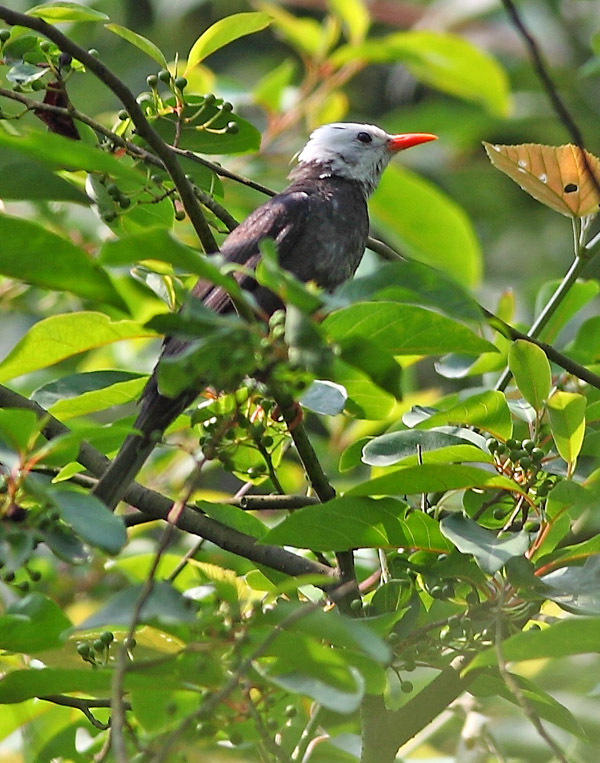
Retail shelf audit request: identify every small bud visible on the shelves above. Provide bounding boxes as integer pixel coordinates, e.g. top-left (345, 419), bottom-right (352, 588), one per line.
top-left (146, 74), bottom-right (158, 88)
top-left (158, 69), bottom-right (171, 83)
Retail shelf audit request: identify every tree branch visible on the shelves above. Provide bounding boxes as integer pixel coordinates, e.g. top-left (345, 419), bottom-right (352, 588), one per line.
top-left (0, 6), bottom-right (217, 254)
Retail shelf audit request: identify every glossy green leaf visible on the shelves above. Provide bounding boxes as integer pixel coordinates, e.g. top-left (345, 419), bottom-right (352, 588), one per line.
top-left (27, 2), bottom-right (109, 21)
top-left (348, 464), bottom-right (525, 500)
top-left (33, 370), bottom-right (146, 420)
top-left (508, 340), bottom-right (551, 411)
top-left (0, 128), bottom-right (143, 184)
top-left (337, 260), bottom-right (483, 323)
top-left (0, 313), bottom-right (156, 382)
top-left (467, 616), bottom-right (600, 671)
top-left (186, 12), bottom-right (272, 71)
top-left (0, 215), bottom-right (126, 310)
top-left (253, 58), bottom-right (296, 112)
top-left (415, 390), bottom-right (512, 441)
top-left (332, 30), bottom-right (510, 116)
top-left (362, 429), bottom-right (487, 467)
top-left (370, 166), bottom-right (482, 287)
top-left (547, 390), bottom-right (586, 466)
top-left (0, 594), bottom-right (71, 653)
top-left (328, 357), bottom-right (396, 419)
top-left (105, 24), bottom-right (168, 68)
top-left (323, 302), bottom-right (493, 357)
top-left (51, 491), bottom-right (126, 554)
top-left (300, 380), bottom-right (347, 415)
top-left (569, 315), bottom-right (600, 364)
top-left (542, 556), bottom-right (600, 615)
top-left (264, 496), bottom-right (450, 552)
top-left (0, 146), bottom-right (87, 203)
top-left (440, 514), bottom-right (529, 574)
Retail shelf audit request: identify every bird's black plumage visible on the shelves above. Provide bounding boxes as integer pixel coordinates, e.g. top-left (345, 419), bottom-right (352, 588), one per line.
top-left (92, 123), bottom-right (436, 509)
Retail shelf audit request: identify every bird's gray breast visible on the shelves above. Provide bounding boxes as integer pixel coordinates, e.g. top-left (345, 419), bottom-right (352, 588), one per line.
top-left (278, 176), bottom-right (369, 292)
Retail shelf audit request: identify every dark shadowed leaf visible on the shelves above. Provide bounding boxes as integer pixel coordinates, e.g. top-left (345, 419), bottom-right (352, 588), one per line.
top-left (51, 491), bottom-right (127, 554)
top-left (440, 514), bottom-right (529, 574)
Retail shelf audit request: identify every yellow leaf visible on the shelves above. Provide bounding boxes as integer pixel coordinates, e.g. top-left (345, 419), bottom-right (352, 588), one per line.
top-left (483, 142), bottom-right (600, 218)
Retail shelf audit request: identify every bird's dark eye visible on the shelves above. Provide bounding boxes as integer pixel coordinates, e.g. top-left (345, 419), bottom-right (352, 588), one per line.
top-left (357, 131), bottom-right (373, 144)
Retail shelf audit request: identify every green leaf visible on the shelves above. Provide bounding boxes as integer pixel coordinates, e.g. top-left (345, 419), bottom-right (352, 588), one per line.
top-left (535, 279), bottom-right (600, 343)
top-left (547, 390), bottom-right (586, 466)
top-left (328, 0), bottom-right (369, 43)
top-left (105, 24), bottom-right (168, 68)
top-left (336, 335), bottom-right (402, 398)
top-left (258, 3), bottom-right (324, 56)
top-left (0, 144), bottom-right (87, 203)
top-left (471, 672), bottom-right (585, 738)
top-left (348, 464), bottom-right (526, 500)
top-left (186, 12), bottom-right (272, 71)
top-left (0, 312), bottom-right (156, 382)
top-left (370, 166), bottom-right (482, 287)
top-left (253, 58), bottom-right (296, 112)
top-left (415, 390), bottom-right (513, 441)
top-left (332, 30), bottom-right (510, 116)
top-left (362, 429), bottom-right (489, 467)
top-left (0, 594), bottom-right (71, 653)
top-left (323, 302), bottom-right (494, 357)
top-left (440, 514), bottom-right (529, 574)
top-left (27, 2), bottom-right (109, 22)
top-left (467, 616), bottom-right (600, 671)
top-left (150, 96), bottom-right (261, 155)
top-left (569, 315), bottom-right (600, 364)
top-left (264, 496), bottom-right (450, 552)
top-left (508, 340), bottom-right (551, 411)
top-left (0, 128), bottom-right (143, 184)
top-left (0, 408), bottom-right (40, 454)
top-left (0, 215), bottom-right (126, 310)
top-left (80, 582), bottom-right (196, 629)
top-left (51, 491), bottom-right (126, 554)
top-left (337, 260), bottom-right (483, 324)
top-left (33, 370), bottom-right (146, 420)
top-left (328, 357), bottom-right (395, 419)
top-left (542, 556), bottom-right (600, 615)
top-left (299, 380), bottom-right (347, 415)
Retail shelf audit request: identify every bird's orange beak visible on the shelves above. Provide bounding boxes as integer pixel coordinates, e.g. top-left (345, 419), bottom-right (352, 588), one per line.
top-left (386, 133), bottom-right (438, 152)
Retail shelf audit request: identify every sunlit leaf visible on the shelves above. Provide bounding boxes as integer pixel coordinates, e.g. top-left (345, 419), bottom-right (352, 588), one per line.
top-left (0, 313), bottom-right (156, 381)
top-left (186, 12), bottom-right (272, 72)
top-left (483, 142), bottom-right (600, 217)
top-left (328, 0), bottom-right (369, 43)
top-left (547, 390), bottom-right (586, 466)
top-left (105, 24), bottom-right (168, 69)
top-left (508, 340), bottom-right (551, 411)
top-left (27, 2), bottom-right (109, 22)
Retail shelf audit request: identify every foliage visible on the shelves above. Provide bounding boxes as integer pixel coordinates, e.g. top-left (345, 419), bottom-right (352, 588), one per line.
top-left (1, 1), bottom-right (600, 761)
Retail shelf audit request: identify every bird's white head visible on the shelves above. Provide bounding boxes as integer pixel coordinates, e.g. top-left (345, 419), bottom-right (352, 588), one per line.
top-left (295, 122), bottom-right (437, 196)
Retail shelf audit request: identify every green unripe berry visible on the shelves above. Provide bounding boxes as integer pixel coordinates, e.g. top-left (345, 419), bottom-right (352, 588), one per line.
top-left (102, 211), bottom-right (117, 223)
top-left (118, 196), bottom-right (131, 209)
top-left (493, 507), bottom-right (506, 520)
top-left (506, 438), bottom-right (520, 450)
top-left (77, 643), bottom-right (91, 657)
top-left (124, 637), bottom-right (136, 650)
top-left (203, 93), bottom-right (216, 104)
top-left (88, 48), bottom-right (99, 58)
top-left (522, 439), bottom-right (535, 453)
top-left (31, 79), bottom-right (45, 91)
top-left (486, 438), bottom-right (498, 453)
top-left (226, 120), bottom-right (239, 134)
top-left (519, 456), bottom-right (532, 470)
top-left (39, 40), bottom-right (51, 53)
top-left (28, 569), bottom-right (42, 581)
top-left (0, 29), bottom-right (11, 43)
top-left (93, 638), bottom-right (105, 652)
top-left (401, 680), bottom-right (414, 693)
top-left (146, 74), bottom-right (158, 88)
top-left (531, 448), bottom-right (544, 462)
top-left (174, 209), bottom-right (186, 221)
top-left (174, 76), bottom-right (187, 90)
top-left (350, 597), bottom-right (363, 612)
top-left (106, 182), bottom-right (119, 197)
top-left (262, 435), bottom-right (274, 447)
top-left (508, 449), bottom-right (522, 463)
top-left (221, 101), bottom-right (233, 112)
top-left (285, 704), bottom-right (297, 718)
top-left (495, 442), bottom-right (507, 455)
top-left (100, 631), bottom-right (114, 645)
top-left (158, 69), bottom-right (171, 83)
top-left (117, 109), bottom-right (129, 120)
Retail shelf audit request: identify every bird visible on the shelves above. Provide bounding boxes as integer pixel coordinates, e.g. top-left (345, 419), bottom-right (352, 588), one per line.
top-left (92, 122), bottom-right (437, 509)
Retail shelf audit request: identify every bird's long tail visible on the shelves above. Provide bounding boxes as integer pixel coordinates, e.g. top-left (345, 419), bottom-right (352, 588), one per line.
top-left (92, 378), bottom-right (194, 511)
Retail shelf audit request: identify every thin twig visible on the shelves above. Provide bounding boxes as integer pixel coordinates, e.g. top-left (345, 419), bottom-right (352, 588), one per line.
top-left (40, 694), bottom-right (124, 730)
top-left (493, 589), bottom-right (569, 763)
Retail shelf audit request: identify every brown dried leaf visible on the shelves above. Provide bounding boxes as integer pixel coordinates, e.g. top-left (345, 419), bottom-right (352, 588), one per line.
top-left (483, 142), bottom-right (600, 218)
